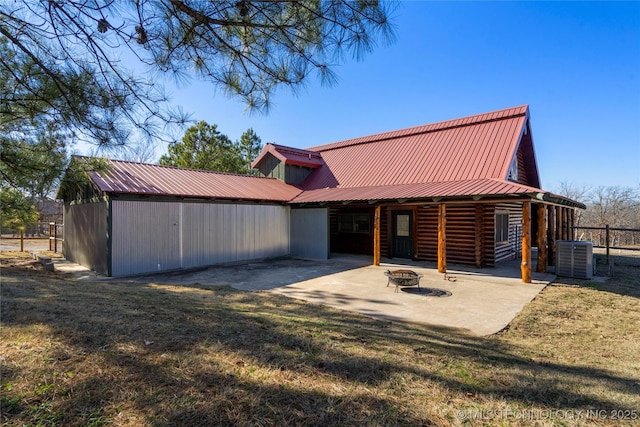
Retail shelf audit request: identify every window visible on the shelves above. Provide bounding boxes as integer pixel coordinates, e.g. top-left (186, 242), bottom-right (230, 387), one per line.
top-left (495, 211), bottom-right (509, 245)
top-left (338, 213), bottom-right (370, 234)
top-left (396, 214), bottom-right (410, 237)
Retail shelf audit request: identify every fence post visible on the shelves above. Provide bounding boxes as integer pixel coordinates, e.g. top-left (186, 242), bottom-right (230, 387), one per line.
top-left (20, 229), bottom-right (24, 252)
top-left (49, 222), bottom-right (54, 251)
top-left (605, 224), bottom-right (610, 265)
top-left (54, 223), bottom-right (58, 253)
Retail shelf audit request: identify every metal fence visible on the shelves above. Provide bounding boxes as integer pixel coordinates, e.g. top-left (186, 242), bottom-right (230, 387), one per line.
top-left (573, 225), bottom-right (640, 251)
top-left (0, 222), bottom-right (63, 253)
top-left (1, 221), bottom-right (58, 238)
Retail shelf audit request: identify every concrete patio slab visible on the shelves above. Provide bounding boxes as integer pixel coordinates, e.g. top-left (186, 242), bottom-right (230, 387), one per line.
top-left (81, 253), bottom-right (553, 336)
top-left (269, 257), bottom-right (552, 336)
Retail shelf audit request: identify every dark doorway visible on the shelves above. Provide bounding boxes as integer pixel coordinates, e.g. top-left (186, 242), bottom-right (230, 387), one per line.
top-left (393, 211), bottom-right (413, 259)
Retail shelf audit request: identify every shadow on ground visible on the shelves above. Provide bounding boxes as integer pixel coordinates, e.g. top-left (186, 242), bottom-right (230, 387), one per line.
top-left (1, 258), bottom-right (638, 426)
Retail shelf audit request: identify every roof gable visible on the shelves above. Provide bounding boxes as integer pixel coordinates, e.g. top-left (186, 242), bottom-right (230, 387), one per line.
top-left (507, 119), bottom-right (541, 189)
top-left (301, 105), bottom-right (533, 190)
top-left (252, 143), bottom-right (323, 169)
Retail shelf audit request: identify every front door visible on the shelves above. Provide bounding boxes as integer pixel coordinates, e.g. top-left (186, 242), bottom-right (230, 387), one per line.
top-left (393, 211), bottom-right (413, 259)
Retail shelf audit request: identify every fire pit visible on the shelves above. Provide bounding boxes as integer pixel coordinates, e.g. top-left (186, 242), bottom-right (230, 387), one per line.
top-left (385, 269), bottom-right (423, 293)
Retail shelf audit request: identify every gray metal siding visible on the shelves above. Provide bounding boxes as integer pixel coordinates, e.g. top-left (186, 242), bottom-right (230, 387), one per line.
top-left (63, 201), bottom-right (108, 274)
top-left (111, 201), bottom-right (181, 276)
top-left (110, 200), bottom-right (290, 276)
top-left (290, 208), bottom-right (329, 260)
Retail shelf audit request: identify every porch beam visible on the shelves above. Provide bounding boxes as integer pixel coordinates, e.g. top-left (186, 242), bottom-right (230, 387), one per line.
top-left (373, 205), bottom-right (381, 266)
top-left (521, 201), bottom-right (532, 283)
top-left (536, 203), bottom-right (547, 273)
top-left (438, 203), bottom-right (447, 273)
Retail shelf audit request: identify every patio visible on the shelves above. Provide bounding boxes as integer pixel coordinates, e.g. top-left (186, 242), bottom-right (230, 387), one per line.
top-left (268, 255), bottom-right (553, 336)
top-left (54, 252), bottom-right (555, 336)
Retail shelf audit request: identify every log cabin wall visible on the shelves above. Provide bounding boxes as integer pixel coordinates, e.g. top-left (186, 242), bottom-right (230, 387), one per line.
top-left (415, 206), bottom-right (437, 262)
top-left (380, 208), bottom-right (390, 257)
top-left (494, 202), bottom-right (524, 263)
top-left (333, 202), bottom-right (527, 268)
top-left (412, 204), bottom-right (496, 266)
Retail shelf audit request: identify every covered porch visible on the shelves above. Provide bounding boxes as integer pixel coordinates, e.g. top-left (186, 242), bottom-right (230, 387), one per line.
top-left (321, 197), bottom-right (581, 283)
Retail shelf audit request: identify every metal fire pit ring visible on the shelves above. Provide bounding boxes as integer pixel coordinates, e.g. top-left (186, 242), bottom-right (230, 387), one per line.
top-left (385, 269), bottom-right (423, 293)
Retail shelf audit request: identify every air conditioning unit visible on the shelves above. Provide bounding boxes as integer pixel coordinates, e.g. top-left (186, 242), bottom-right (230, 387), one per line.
top-left (556, 241), bottom-right (593, 279)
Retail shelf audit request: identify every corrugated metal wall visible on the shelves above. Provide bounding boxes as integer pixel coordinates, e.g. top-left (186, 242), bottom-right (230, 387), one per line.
top-left (63, 201), bottom-right (109, 274)
top-left (290, 208), bottom-right (328, 260)
top-left (111, 200), bottom-right (289, 276)
top-left (111, 201), bottom-right (181, 276)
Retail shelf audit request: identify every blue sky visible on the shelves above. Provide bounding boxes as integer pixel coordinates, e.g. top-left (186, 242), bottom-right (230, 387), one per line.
top-left (125, 1), bottom-right (640, 192)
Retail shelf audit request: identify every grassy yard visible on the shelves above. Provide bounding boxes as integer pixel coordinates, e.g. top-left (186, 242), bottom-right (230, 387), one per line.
top-left (1, 251), bottom-right (639, 426)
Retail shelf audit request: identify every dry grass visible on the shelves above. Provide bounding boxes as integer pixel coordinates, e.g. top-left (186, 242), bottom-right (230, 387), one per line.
top-left (1, 253), bottom-right (639, 426)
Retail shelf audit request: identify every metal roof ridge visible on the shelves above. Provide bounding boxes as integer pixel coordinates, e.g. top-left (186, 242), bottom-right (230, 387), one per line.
top-left (300, 178), bottom-right (515, 192)
top-left (268, 143), bottom-right (322, 157)
top-left (307, 105), bottom-right (529, 153)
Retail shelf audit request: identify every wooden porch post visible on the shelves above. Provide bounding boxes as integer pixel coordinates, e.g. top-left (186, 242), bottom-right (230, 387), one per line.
top-left (437, 203), bottom-right (447, 273)
top-left (569, 208), bottom-right (575, 240)
top-left (521, 201), bottom-right (532, 283)
top-left (561, 208), bottom-right (568, 240)
top-left (536, 204), bottom-right (547, 273)
top-left (555, 205), bottom-right (561, 242)
top-left (547, 205), bottom-right (556, 266)
top-left (373, 205), bottom-right (381, 266)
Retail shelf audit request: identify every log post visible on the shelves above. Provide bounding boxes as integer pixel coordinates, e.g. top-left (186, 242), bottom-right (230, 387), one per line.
top-left (536, 204), bottom-right (547, 273)
top-left (569, 208), bottom-right (575, 240)
top-left (547, 205), bottom-right (556, 266)
top-left (605, 224), bottom-right (610, 265)
top-left (373, 205), bottom-right (381, 266)
top-left (474, 205), bottom-right (484, 268)
top-left (437, 203), bottom-right (447, 273)
top-left (521, 201), bottom-right (532, 283)
top-left (20, 229), bottom-right (24, 252)
top-left (555, 206), bottom-right (561, 242)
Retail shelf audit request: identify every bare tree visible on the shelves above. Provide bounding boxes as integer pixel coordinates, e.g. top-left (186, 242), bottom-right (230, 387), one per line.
top-left (556, 181), bottom-right (592, 226)
top-left (585, 186), bottom-right (639, 228)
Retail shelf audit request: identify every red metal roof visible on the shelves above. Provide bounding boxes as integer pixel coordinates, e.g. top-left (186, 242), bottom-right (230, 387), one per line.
top-left (89, 159), bottom-right (302, 202)
top-left (251, 143), bottom-right (323, 169)
top-left (301, 105), bottom-right (533, 191)
top-left (291, 178), bottom-right (544, 204)
top-left (75, 105), bottom-right (574, 206)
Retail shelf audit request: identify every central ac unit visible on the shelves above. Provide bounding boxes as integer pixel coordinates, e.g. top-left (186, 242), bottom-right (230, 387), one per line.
top-left (556, 241), bottom-right (593, 279)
